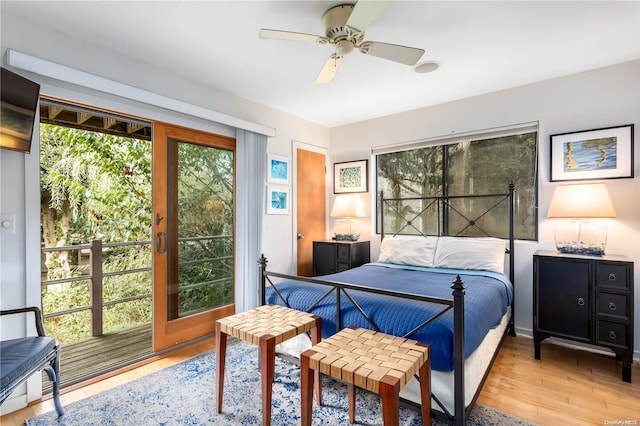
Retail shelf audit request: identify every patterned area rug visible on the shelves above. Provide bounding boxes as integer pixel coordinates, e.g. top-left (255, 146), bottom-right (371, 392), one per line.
top-left (27, 340), bottom-right (536, 425)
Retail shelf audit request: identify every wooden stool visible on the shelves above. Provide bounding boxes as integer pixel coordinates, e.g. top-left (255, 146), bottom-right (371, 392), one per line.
top-left (216, 304), bottom-right (321, 426)
top-left (300, 326), bottom-right (431, 426)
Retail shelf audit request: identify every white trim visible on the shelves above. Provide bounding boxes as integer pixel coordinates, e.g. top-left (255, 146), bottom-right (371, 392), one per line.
top-left (6, 49), bottom-right (276, 138)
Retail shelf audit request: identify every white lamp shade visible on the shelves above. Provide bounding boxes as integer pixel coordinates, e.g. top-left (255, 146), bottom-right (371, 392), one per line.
top-left (330, 194), bottom-right (366, 218)
top-left (548, 183), bottom-right (616, 218)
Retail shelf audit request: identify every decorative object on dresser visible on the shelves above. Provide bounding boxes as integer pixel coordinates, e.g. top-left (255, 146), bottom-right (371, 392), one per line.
top-left (330, 194), bottom-right (366, 241)
top-left (549, 124), bottom-right (634, 182)
top-left (313, 240), bottom-right (370, 276)
top-left (547, 183), bottom-right (616, 256)
top-left (533, 250), bottom-right (634, 382)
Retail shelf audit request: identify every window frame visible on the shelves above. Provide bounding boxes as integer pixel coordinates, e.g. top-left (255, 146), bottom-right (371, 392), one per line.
top-left (374, 124), bottom-right (539, 241)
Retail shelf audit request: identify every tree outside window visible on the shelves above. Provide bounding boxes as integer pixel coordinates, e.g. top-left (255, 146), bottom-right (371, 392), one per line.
top-left (376, 131), bottom-right (537, 240)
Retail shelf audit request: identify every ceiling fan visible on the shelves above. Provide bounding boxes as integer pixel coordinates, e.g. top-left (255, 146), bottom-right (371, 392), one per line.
top-left (259, 1), bottom-right (425, 84)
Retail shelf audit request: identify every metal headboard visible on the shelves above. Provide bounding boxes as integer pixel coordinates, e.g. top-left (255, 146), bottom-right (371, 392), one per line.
top-left (380, 182), bottom-right (516, 296)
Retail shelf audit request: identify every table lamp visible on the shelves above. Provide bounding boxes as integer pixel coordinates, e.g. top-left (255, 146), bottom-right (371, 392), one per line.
top-left (547, 183), bottom-right (616, 256)
top-left (330, 194), bottom-right (366, 241)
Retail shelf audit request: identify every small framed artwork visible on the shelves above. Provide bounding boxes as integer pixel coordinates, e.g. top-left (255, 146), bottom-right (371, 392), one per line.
top-left (334, 160), bottom-right (368, 194)
top-left (550, 124), bottom-right (634, 182)
top-left (267, 153), bottom-right (290, 184)
top-left (266, 185), bottom-right (290, 214)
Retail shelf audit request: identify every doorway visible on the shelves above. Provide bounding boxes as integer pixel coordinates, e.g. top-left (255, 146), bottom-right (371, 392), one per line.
top-left (39, 98), bottom-right (155, 389)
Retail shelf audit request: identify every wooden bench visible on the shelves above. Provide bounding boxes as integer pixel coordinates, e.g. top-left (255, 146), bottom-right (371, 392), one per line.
top-left (215, 304), bottom-right (321, 426)
top-left (300, 326), bottom-right (431, 426)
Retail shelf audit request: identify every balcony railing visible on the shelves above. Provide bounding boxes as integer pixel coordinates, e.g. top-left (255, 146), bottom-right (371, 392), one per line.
top-left (41, 239), bottom-right (153, 337)
top-left (41, 235), bottom-right (233, 337)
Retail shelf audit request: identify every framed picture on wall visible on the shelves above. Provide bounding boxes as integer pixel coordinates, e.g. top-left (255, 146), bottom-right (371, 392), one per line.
top-left (334, 160), bottom-right (368, 194)
top-left (267, 153), bottom-right (290, 185)
top-left (266, 185), bottom-right (290, 214)
top-left (550, 124), bottom-right (634, 182)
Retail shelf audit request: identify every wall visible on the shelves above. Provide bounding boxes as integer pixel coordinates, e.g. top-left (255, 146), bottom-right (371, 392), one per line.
top-left (329, 60), bottom-right (640, 358)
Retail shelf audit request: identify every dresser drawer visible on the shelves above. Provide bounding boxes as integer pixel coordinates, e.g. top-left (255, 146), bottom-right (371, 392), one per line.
top-left (596, 292), bottom-right (629, 320)
top-left (597, 263), bottom-right (629, 289)
top-left (596, 320), bottom-right (630, 350)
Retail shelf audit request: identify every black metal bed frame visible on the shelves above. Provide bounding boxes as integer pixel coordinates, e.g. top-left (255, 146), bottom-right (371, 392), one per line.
top-left (259, 184), bottom-right (515, 426)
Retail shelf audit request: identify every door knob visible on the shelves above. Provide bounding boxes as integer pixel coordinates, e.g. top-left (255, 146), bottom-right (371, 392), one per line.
top-left (297, 233), bottom-right (305, 240)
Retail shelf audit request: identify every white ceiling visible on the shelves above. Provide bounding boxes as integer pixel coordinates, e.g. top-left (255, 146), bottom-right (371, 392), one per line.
top-left (4, 1), bottom-right (640, 127)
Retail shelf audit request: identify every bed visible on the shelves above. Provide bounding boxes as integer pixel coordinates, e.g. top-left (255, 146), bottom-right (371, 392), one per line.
top-left (259, 184), bottom-right (515, 425)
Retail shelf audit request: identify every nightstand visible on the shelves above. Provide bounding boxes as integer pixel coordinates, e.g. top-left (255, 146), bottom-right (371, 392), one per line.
top-left (313, 240), bottom-right (370, 276)
top-left (533, 250), bottom-right (634, 382)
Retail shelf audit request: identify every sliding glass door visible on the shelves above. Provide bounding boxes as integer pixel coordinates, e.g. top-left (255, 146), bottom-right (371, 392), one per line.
top-left (153, 122), bottom-right (236, 350)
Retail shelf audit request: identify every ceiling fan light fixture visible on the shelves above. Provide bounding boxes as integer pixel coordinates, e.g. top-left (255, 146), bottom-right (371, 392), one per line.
top-left (335, 39), bottom-right (354, 56)
top-left (414, 61), bottom-right (440, 74)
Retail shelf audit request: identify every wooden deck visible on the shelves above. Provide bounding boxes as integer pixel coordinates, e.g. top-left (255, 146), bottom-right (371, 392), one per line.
top-left (43, 323), bottom-right (153, 393)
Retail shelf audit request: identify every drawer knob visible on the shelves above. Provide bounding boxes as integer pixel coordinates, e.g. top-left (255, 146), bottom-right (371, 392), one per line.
top-left (608, 273), bottom-right (617, 281)
top-left (577, 297), bottom-right (585, 306)
top-left (608, 330), bottom-right (617, 340)
top-left (608, 302), bottom-right (617, 311)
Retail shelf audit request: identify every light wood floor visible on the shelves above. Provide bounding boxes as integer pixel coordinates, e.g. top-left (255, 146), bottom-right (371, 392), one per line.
top-left (2, 335), bottom-right (639, 425)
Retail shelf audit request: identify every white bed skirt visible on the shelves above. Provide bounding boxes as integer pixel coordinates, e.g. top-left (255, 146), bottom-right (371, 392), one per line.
top-left (400, 308), bottom-right (510, 414)
top-left (275, 307), bottom-right (511, 416)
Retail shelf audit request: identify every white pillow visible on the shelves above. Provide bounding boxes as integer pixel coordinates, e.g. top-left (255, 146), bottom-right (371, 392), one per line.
top-left (377, 235), bottom-right (438, 268)
top-left (433, 236), bottom-right (506, 274)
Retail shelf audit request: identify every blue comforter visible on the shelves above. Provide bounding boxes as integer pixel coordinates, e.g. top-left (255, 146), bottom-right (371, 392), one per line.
top-left (265, 262), bottom-right (512, 372)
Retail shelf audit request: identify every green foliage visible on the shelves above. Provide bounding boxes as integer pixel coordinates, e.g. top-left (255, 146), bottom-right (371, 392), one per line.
top-left (40, 124), bottom-right (152, 244)
top-left (43, 309), bottom-right (91, 344)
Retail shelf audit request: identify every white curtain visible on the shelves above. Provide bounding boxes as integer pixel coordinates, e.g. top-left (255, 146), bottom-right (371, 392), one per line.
top-left (235, 129), bottom-right (267, 312)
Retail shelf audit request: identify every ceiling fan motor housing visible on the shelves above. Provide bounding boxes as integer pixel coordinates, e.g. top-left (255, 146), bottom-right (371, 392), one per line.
top-left (322, 4), bottom-right (364, 51)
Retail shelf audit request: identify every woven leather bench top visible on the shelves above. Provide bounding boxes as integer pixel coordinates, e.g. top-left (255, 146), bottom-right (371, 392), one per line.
top-left (217, 305), bottom-right (319, 346)
top-left (306, 327), bottom-right (429, 393)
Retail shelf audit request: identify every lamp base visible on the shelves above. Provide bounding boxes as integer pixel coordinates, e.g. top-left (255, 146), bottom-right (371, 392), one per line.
top-left (554, 221), bottom-right (608, 256)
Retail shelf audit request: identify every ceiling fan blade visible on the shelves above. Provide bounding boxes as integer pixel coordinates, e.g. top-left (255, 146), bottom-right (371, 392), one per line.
top-left (315, 54), bottom-right (344, 84)
top-left (361, 41), bottom-right (425, 66)
top-left (259, 29), bottom-right (326, 44)
top-left (346, 0), bottom-right (390, 32)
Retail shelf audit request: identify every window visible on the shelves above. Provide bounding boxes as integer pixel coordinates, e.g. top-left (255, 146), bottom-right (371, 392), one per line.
top-left (376, 126), bottom-right (538, 240)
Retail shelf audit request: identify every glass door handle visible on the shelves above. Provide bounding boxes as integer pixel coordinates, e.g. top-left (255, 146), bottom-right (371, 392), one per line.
top-left (156, 232), bottom-right (167, 253)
